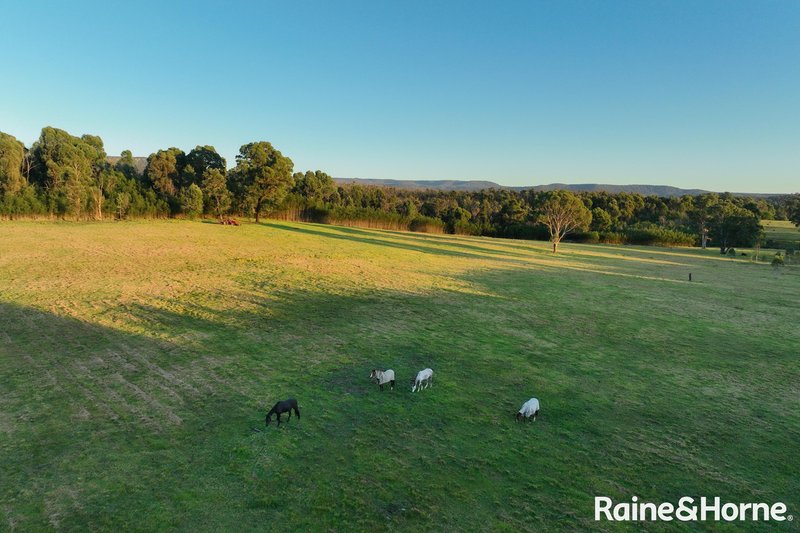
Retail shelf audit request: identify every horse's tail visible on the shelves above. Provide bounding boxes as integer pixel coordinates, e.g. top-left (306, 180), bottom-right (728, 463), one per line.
top-left (294, 405), bottom-right (301, 419)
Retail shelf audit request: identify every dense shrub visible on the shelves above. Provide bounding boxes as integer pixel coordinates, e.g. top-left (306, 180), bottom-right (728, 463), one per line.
top-left (494, 223), bottom-right (549, 241)
top-left (599, 231), bottom-right (625, 244)
top-left (0, 186), bottom-right (48, 218)
top-left (624, 227), bottom-right (696, 247)
top-left (409, 216), bottom-right (446, 234)
top-left (570, 231), bottom-right (600, 244)
top-left (179, 184), bottom-right (204, 219)
top-left (268, 205), bottom-right (446, 234)
top-left (451, 220), bottom-right (481, 235)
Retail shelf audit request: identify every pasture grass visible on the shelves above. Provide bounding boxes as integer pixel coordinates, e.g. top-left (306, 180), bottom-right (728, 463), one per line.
top-left (0, 220), bottom-right (798, 531)
top-left (763, 219), bottom-right (800, 244)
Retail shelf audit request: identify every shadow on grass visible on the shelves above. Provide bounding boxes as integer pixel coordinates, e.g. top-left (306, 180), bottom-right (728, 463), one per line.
top-left (2, 258), bottom-right (798, 530)
top-left (263, 221), bottom-right (533, 262)
top-left (326, 224), bottom-right (540, 259)
top-left (0, 288), bottom-right (441, 530)
top-left (0, 301), bottom-right (259, 530)
top-left (2, 270), bottom-right (552, 529)
top-left (263, 221), bottom-right (704, 279)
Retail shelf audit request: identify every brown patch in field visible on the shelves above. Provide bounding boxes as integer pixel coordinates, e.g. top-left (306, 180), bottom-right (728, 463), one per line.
top-left (2, 505), bottom-right (18, 531)
top-left (178, 355), bottom-right (253, 398)
top-left (112, 373), bottom-right (182, 426)
top-left (115, 342), bottom-right (202, 396)
top-left (43, 485), bottom-right (84, 531)
top-left (43, 493), bottom-right (61, 530)
top-left (143, 376), bottom-right (187, 406)
top-left (53, 359), bottom-right (119, 422)
top-left (0, 410), bottom-right (14, 434)
top-left (22, 354), bottom-right (121, 423)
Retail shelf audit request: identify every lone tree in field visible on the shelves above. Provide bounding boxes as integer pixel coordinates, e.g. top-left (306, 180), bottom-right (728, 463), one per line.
top-left (229, 142), bottom-right (294, 223)
top-left (708, 203), bottom-right (762, 254)
top-left (538, 191), bottom-right (592, 253)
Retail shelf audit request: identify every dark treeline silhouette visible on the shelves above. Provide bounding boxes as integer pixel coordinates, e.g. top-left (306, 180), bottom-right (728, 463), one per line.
top-left (2, 127), bottom-right (799, 251)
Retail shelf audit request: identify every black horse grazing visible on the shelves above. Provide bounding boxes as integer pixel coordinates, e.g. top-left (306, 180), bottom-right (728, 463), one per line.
top-left (266, 398), bottom-right (300, 427)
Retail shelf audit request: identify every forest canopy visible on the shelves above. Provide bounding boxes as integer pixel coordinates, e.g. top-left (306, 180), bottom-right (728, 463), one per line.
top-left (2, 126), bottom-right (797, 252)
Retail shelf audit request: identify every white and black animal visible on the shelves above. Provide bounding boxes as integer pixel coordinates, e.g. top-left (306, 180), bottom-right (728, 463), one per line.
top-left (515, 398), bottom-right (540, 422)
top-left (411, 368), bottom-right (433, 392)
top-left (369, 369), bottom-right (396, 391)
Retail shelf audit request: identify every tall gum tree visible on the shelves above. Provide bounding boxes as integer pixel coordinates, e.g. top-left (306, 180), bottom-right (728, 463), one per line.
top-left (229, 142), bottom-right (294, 223)
top-left (144, 148), bottom-right (186, 199)
top-left (30, 127), bottom-right (107, 218)
top-left (538, 190), bottom-right (592, 253)
top-left (201, 168), bottom-right (230, 220)
top-left (786, 194), bottom-right (800, 227)
top-left (184, 146), bottom-right (226, 189)
top-left (0, 132), bottom-right (27, 197)
top-left (708, 203), bottom-right (762, 253)
top-left (81, 134), bottom-right (111, 220)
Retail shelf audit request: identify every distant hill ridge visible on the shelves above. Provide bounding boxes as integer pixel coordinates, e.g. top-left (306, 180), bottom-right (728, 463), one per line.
top-left (334, 177), bottom-right (775, 197)
top-left (104, 158), bottom-right (773, 197)
top-left (334, 178), bottom-right (505, 192)
top-left (526, 183), bottom-right (710, 196)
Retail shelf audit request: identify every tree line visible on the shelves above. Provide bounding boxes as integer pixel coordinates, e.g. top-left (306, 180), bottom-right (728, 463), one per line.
top-left (2, 127), bottom-right (799, 252)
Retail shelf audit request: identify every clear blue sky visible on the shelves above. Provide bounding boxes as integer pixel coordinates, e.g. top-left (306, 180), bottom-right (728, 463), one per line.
top-left (1, 1), bottom-right (798, 192)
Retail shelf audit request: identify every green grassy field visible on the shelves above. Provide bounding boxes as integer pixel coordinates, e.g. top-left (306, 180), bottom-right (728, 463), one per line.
top-left (763, 219), bottom-right (800, 244)
top-left (1, 221), bottom-right (798, 531)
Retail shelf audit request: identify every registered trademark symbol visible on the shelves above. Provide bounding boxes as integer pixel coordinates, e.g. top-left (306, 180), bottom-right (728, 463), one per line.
top-left (788, 514), bottom-right (794, 521)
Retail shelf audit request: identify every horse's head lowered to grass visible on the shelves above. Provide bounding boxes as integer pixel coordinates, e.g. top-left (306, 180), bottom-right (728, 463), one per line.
top-left (265, 398), bottom-right (300, 427)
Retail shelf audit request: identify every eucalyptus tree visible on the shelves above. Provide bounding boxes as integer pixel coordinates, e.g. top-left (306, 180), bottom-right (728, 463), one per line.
top-left (786, 195), bottom-right (800, 227)
top-left (179, 183), bottom-right (204, 219)
top-left (0, 132), bottom-right (27, 197)
top-left (689, 193), bottom-right (720, 249)
top-left (201, 168), bottom-right (231, 220)
top-left (144, 147), bottom-right (186, 198)
top-left (184, 145), bottom-right (226, 188)
top-left (538, 190), bottom-right (592, 253)
top-left (81, 134), bottom-right (114, 219)
top-left (229, 142), bottom-right (294, 223)
top-left (708, 203), bottom-right (762, 254)
top-left (29, 127), bottom-right (107, 218)
top-left (590, 207), bottom-right (613, 231)
top-left (115, 150), bottom-right (140, 180)
top-left (292, 170), bottom-right (338, 206)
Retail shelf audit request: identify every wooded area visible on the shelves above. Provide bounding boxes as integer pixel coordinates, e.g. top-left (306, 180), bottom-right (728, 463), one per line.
top-left (2, 127), bottom-right (799, 251)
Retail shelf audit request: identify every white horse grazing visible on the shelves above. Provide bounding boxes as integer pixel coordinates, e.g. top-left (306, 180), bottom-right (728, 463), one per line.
top-left (369, 369), bottom-right (395, 391)
top-left (516, 398), bottom-right (540, 422)
top-left (412, 368), bottom-right (433, 392)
